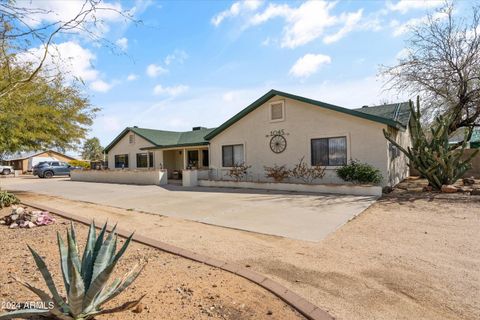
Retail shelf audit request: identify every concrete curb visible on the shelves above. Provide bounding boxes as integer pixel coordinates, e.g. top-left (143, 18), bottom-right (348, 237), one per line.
top-left (21, 200), bottom-right (334, 320)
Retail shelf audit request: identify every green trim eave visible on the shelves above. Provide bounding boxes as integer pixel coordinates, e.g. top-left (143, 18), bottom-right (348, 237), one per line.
top-left (139, 142), bottom-right (209, 150)
top-left (204, 89), bottom-right (406, 140)
top-left (103, 127), bottom-right (162, 153)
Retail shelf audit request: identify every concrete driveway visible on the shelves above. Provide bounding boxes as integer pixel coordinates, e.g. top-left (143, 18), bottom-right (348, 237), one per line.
top-left (2, 176), bottom-right (378, 241)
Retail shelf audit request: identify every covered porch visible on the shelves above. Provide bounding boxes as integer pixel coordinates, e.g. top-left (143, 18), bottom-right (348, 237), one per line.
top-left (145, 146), bottom-right (209, 180)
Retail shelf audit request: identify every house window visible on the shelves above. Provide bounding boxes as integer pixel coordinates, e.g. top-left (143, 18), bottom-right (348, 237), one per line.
top-left (202, 149), bottom-right (209, 167)
top-left (311, 137), bottom-right (347, 166)
top-left (114, 154), bottom-right (129, 168)
top-left (389, 144), bottom-right (400, 160)
top-left (270, 101), bottom-right (284, 121)
top-left (136, 152), bottom-right (154, 168)
top-left (129, 134), bottom-right (135, 144)
top-left (149, 152), bottom-right (154, 167)
top-left (222, 144), bottom-right (244, 167)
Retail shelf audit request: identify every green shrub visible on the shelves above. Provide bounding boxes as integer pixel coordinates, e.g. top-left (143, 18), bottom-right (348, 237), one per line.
top-left (336, 160), bottom-right (383, 185)
top-left (0, 190), bottom-right (19, 208)
top-left (69, 160), bottom-right (90, 169)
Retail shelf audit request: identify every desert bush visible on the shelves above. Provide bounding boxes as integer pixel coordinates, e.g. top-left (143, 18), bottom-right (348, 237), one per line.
top-left (336, 160), bottom-right (383, 185)
top-left (69, 160), bottom-right (90, 169)
top-left (227, 163), bottom-right (251, 181)
top-left (384, 97), bottom-right (478, 190)
top-left (0, 222), bottom-right (144, 320)
top-left (264, 164), bottom-right (290, 182)
top-left (290, 157), bottom-right (325, 184)
top-left (0, 190), bottom-right (19, 208)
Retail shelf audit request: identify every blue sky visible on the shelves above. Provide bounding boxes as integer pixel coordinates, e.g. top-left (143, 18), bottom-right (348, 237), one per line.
top-left (20, 0), bottom-right (458, 147)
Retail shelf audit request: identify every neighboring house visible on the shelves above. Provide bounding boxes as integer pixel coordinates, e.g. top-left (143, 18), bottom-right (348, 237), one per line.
top-left (1, 150), bottom-right (77, 173)
top-left (105, 90), bottom-right (412, 186)
top-left (449, 127), bottom-right (480, 149)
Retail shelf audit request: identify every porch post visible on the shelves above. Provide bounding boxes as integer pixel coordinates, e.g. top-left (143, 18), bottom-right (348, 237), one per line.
top-left (183, 148), bottom-right (187, 169)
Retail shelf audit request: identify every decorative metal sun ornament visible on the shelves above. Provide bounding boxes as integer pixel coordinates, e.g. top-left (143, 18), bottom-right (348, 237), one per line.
top-left (269, 135), bottom-right (287, 153)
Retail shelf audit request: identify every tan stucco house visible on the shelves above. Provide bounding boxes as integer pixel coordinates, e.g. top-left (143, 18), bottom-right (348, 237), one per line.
top-left (2, 150), bottom-right (77, 173)
top-left (105, 90), bottom-right (412, 187)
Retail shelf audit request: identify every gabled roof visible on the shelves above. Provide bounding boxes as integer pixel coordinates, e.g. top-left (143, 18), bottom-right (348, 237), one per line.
top-left (205, 89), bottom-right (410, 140)
top-left (2, 150), bottom-right (76, 161)
top-left (104, 126), bottom-right (216, 153)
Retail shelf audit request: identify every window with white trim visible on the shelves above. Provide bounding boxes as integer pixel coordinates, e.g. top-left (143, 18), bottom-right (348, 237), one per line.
top-left (222, 144), bottom-right (244, 167)
top-left (270, 101), bottom-right (284, 121)
top-left (114, 154), bottom-right (129, 168)
top-left (136, 152), bottom-right (154, 168)
top-left (311, 137), bottom-right (347, 166)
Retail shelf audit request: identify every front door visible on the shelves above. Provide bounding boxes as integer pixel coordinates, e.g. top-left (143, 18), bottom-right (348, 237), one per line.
top-left (187, 150), bottom-right (199, 168)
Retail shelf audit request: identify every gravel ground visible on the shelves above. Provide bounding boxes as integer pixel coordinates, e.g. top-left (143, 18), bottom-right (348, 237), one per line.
top-left (11, 191), bottom-right (480, 320)
top-left (0, 207), bottom-right (303, 320)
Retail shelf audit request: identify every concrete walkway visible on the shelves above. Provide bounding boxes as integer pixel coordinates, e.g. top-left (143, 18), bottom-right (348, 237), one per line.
top-left (2, 177), bottom-right (378, 241)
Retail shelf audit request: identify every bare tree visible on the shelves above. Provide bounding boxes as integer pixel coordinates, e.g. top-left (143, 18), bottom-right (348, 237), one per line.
top-left (0, 0), bottom-right (136, 98)
top-left (382, 2), bottom-right (480, 133)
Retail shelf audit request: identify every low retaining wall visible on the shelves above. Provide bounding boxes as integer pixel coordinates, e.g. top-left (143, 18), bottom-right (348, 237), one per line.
top-left (198, 180), bottom-right (381, 196)
top-left (182, 170), bottom-right (198, 187)
top-left (71, 169), bottom-right (168, 185)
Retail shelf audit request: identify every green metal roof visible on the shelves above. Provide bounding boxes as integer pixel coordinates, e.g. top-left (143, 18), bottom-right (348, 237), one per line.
top-left (449, 127), bottom-right (480, 145)
top-left (104, 127), bottom-right (216, 153)
top-left (204, 89), bottom-right (410, 140)
top-left (353, 102), bottom-right (411, 127)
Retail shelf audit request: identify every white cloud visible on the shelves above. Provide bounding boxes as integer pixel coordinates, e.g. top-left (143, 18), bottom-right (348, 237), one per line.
top-left (248, 1), bottom-right (362, 48)
top-left (16, 40), bottom-right (124, 93)
top-left (324, 10), bottom-right (363, 44)
top-left (90, 80), bottom-right (114, 93)
top-left (18, 0), bottom-right (128, 40)
top-left (222, 91), bottom-right (235, 102)
top-left (289, 54), bottom-right (331, 78)
top-left (146, 64), bottom-right (168, 77)
top-left (164, 50), bottom-right (188, 65)
top-left (392, 11), bottom-right (446, 37)
top-left (153, 84), bottom-right (189, 96)
top-left (115, 37), bottom-right (128, 51)
top-left (127, 73), bottom-right (138, 81)
top-left (395, 48), bottom-right (412, 60)
top-left (211, 0), bottom-right (263, 26)
top-left (17, 41), bottom-right (98, 82)
top-left (387, 0), bottom-right (443, 14)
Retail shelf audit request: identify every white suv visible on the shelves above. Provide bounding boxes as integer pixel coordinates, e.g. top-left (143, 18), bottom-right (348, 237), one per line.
top-left (0, 165), bottom-right (13, 175)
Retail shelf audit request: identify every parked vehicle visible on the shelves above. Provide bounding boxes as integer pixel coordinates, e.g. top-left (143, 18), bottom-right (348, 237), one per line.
top-left (0, 165), bottom-right (13, 175)
top-left (33, 161), bottom-right (73, 178)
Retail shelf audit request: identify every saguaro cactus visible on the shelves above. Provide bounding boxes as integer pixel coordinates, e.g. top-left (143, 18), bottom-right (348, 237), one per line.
top-left (383, 97), bottom-right (478, 190)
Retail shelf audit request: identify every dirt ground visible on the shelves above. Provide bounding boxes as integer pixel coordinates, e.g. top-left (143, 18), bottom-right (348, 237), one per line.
top-left (0, 207), bottom-right (303, 320)
top-left (11, 191), bottom-right (480, 320)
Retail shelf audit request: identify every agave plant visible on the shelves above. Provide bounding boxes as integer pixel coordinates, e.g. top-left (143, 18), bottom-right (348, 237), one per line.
top-left (0, 222), bottom-right (144, 319)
